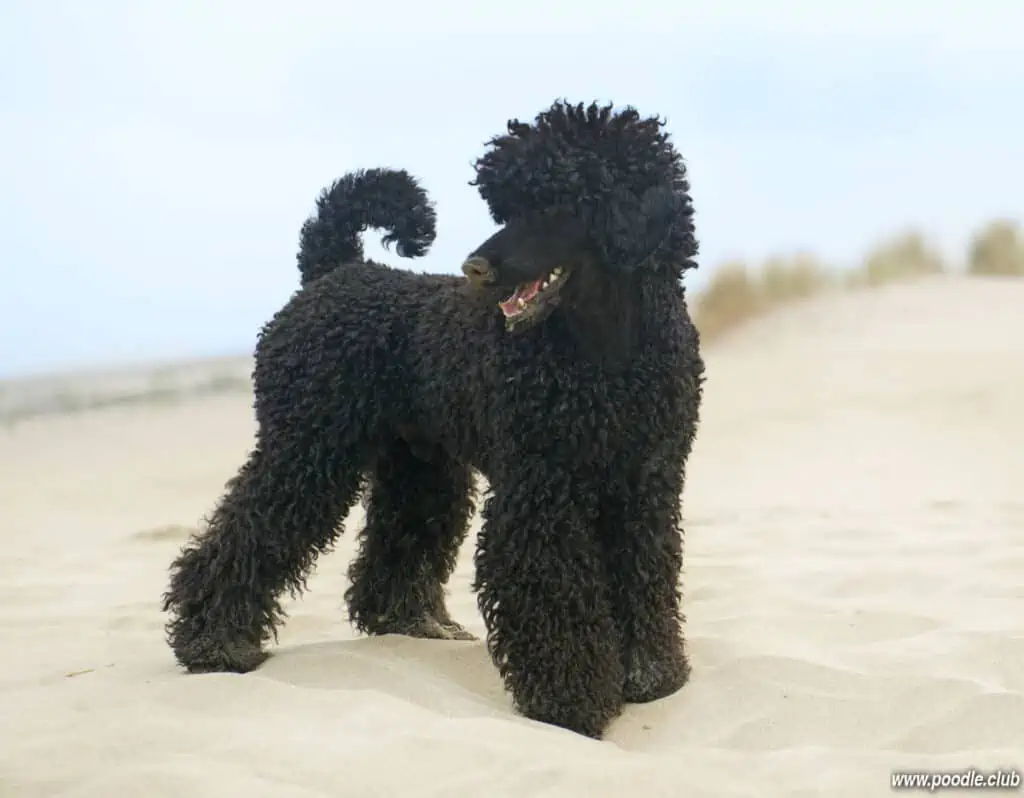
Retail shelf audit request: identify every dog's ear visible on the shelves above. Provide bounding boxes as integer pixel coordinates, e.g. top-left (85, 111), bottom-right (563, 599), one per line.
top-left (591, 183), bottom-right (691, 274)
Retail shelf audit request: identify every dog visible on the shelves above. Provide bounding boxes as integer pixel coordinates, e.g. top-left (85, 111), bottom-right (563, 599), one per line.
top-left (163, 100), bottom-right (705, 739)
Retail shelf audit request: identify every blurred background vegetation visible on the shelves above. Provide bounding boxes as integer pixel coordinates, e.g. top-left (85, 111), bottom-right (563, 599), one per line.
top-left (692, 217), bottom-right (1024, 342)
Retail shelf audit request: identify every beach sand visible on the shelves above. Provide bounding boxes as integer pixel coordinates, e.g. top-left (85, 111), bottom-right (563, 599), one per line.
top-left (2, 275), bottom-right (1022, 797)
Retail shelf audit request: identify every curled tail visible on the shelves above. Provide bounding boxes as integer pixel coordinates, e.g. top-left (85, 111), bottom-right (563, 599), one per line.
top-left (296, 168), bottom-right (437, 286)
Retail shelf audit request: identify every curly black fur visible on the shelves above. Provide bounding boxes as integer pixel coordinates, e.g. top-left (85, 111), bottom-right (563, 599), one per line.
top-left (296, 167), bottom-right (436, 285)
top-left (163, 101), bottom-right (705, 740)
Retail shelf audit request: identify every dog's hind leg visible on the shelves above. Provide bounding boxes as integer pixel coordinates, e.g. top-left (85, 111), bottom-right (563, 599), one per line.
top-left (345, 437), bottom-right (476, 640)
top-left (162, 437), bottom-right (365, 673)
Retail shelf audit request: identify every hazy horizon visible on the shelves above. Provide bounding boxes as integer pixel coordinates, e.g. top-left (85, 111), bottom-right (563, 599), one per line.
top-left (3, 1), bottom-right (1023, 378)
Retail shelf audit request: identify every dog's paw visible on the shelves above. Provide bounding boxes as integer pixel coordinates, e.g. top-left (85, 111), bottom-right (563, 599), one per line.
top-left (438, 619), bottom-right (478, 641)
top-left (173, 636), bottom-right (269, 674)
top-left (369, 614), bottom-right (477, 641)
top-left (622, 646), bottom-right (690, 703)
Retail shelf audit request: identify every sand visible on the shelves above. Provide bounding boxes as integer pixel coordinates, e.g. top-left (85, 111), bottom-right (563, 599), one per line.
top-left (1, 275), bottom-right (1022, 797)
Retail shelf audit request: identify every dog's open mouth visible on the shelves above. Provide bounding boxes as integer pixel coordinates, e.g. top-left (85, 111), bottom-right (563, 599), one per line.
top-left (498, 266), bottom-right (566, 322)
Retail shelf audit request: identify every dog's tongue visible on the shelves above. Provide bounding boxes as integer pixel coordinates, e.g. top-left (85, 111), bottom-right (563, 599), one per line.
top-left (499, 279), bottom-right (544, 318)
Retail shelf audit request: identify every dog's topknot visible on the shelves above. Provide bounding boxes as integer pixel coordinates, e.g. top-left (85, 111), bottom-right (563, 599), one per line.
top-left (471, 100), bottom-right (698, 275)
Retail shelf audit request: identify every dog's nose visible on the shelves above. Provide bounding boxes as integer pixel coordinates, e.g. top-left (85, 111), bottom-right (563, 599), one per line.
top-left (462, 256), bottom-right (496, 285)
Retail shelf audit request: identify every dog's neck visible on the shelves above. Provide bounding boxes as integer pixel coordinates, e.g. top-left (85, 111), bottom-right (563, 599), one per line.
top-left (559, 269), bottom-right (679, 373)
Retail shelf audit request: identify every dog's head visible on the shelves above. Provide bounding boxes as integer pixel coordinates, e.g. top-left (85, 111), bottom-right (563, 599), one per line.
top-left (462, 100), bottom-right (698, 334)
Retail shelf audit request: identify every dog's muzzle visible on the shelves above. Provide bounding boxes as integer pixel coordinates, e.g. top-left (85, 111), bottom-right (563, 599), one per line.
top-left (462, 256), bottom-right (496, 286)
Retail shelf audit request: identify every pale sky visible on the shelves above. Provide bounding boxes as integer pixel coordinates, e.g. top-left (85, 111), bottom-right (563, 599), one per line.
top-left (2, 0), bottom-right (1022, 377)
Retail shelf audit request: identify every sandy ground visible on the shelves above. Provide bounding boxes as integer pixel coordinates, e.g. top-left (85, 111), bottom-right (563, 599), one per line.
top-left (1, 275), bottom-right (1022, 797)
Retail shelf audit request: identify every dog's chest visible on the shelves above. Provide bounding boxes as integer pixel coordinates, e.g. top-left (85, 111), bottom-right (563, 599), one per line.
top-left (485, 345), bottom-right (683, 460)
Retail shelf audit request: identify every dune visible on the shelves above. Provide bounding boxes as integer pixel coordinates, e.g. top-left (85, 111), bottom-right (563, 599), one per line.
top-left (1, 274), bottom-right (1022, 797)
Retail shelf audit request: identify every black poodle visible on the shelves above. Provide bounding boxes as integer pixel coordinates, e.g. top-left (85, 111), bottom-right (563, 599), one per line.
top-left (163, 100), bottom-right (705, 740)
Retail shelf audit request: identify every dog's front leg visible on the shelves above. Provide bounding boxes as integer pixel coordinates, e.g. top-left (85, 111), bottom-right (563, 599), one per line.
top-left (597, 448), bottom-right (690, 705)
top-left (473, 461), bottom-right (624, 739)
